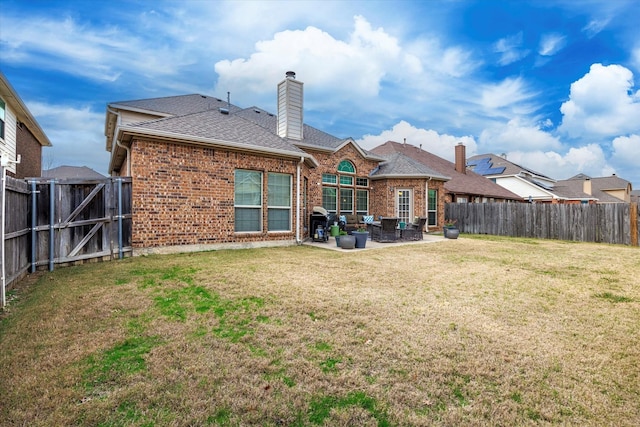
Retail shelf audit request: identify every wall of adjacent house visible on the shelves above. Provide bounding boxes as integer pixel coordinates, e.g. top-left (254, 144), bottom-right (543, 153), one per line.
top-left (129, 138), bottom-right (302, 248)
top-left (15, 122), bottom-right (42, 178)
top-left (0, 100), bottom-right (18, 176)
top-left (604, 188), bottom-right (630, 203)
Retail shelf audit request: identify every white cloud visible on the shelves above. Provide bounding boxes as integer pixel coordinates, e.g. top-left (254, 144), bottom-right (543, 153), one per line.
top-left (559, 63), bottom-right (640, 138)
top-left (538, 33), bottom-right (566, 56)
top-left (478, 118), bottom-right (562, 152)
top-left (611, 134), bottom-right (640, 167)
top-left (506, 144), bottom-right (613, 180)
top-left (479, 78), bottom-right (539, 117)
top-left (493, 32), bottom-right (529, 65)
top-left (356, 120), bottom-right (477, 161)
top-left (582, 18), bottom-right (610, 38)
top-left (213, 15), bottom-right (426, 109)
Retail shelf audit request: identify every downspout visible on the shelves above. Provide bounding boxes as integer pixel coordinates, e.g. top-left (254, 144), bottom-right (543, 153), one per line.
top-left (296, 156), bottom-right (304, 244)
top-left (107, 107), bottom-right (131, 176)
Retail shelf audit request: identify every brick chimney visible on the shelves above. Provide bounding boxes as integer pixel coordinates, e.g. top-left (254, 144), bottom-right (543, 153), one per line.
top-left (583, 178), bottom-right (592, 195)
top-left (455, 143), bottom-right (466, 174)
top-left (277, 71), bottom-right (303, 140)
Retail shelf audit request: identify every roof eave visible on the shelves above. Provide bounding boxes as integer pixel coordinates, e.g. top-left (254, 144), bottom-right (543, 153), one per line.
top-left (117, 126), bottom-right (319, 168)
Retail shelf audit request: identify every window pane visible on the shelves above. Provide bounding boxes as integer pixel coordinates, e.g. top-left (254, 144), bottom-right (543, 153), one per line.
top-left (268, 208), bottom-right (290, 231)
top-left (235, 208), bottom-right (261, 232)
top-left (322, 173), bottom-right (337, 184)
top-left (268, 173), bottom-right (290, 207)
top-left (322, 187), bottom-right (337, 212)
top-left (337, 160), bottom-right (355, 173)
top-left (339, 175), bottom-right (353, 186)
top-left (356, 189), bottom-right (368, 214)
top-left (340, 188), bottom-right (353, 214)
top-left (356, 177), bottom-right (368, 187)
top-left (235, 170), bottom-right (261, 206)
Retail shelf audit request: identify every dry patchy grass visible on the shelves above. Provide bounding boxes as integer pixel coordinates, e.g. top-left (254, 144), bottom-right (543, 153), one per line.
top-left (1, 236), bottom-right (639, 426)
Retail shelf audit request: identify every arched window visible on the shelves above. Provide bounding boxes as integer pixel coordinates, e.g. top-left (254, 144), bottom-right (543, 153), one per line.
top-left (337, 160), bottom-right (355, 174)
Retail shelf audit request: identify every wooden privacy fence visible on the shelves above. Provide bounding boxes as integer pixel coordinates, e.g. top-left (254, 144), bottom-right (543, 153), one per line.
top-left (445, 202), bottom-right (639, 246)
top-left (1, 175), bottom-right (132, 306)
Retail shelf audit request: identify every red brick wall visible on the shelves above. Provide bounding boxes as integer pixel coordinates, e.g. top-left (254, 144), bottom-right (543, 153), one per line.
top-left (304, 143), bottom-right (381, 213)
top-left (130, 139), bottom-right (302, 248)
top-left (15, 124), bottom-right (42, 178)
top-left (129, 138), bottom-right (444, 249)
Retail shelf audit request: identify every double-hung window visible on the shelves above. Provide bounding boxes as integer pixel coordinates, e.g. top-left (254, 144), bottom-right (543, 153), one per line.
top-left (235, 170), bottom-right (262, 232)
top-left (267, 173), bottom-right (291, 231)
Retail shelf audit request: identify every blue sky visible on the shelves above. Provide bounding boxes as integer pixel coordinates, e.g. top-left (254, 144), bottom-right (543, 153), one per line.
top-left (1, 0), bottom-right (639, 188)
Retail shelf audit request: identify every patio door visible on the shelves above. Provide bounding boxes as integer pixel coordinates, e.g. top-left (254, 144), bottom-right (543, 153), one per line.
top-left (396, 189), bottom-right (412, 224)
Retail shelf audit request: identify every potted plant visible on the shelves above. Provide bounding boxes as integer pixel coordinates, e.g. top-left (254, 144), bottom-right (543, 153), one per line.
top-left (335, 230), bottom-right (348, 247)
top-left (443, 219), bottom-right (459, 239)
top-left (352, 227), bottom-right (369, 248)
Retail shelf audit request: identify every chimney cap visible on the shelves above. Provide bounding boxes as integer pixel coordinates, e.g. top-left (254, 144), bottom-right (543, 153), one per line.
top-left (285, 71), bottom-right (296, 79)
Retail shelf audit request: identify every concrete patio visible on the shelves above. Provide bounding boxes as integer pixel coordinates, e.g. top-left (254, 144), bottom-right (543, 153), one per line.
top-left (303, 232), bottom-right (448, 251)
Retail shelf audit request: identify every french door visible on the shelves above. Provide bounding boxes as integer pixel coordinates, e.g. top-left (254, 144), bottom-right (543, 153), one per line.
top-left (396, 189), bottom-right (412, 224)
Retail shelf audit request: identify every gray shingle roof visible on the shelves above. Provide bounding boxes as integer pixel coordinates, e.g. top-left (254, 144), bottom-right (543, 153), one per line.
top-left (371, 152), bottom-right (450, 180)
top-left (555, 174), bottom-right (631, 202)
top-left (125, 109), bottom-right (309, 154)
top-left (234, 107), bottom-right (345, 150)
top-left (43, 166), bottom-right (106, 179)
top-left (372, 141), bottom-right (522, 200)
top-left (110, 94), bottom-right (241, 117)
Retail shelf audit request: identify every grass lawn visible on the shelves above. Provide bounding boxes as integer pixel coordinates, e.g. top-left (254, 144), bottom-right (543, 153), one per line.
top-left (1, 235), bottom-right (639, 426)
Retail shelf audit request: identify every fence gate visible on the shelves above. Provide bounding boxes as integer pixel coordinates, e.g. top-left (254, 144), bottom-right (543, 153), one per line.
top-left (1, 176), bottom-right (132, 307)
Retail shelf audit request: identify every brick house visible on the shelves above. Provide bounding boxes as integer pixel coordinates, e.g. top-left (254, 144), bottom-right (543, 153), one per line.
top-left (105, 72), bottom-right (450, 253)
top-left (372, 141), bottom-right (523, 227)
top-left (0, 71), bottom-right (52, 178)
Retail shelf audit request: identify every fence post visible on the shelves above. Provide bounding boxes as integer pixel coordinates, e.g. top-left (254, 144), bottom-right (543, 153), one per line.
top-left (30, 180), bottom-right (37, 273)
top-left (49, 180), bottom-right (55, 271)
top-left (631, 203), bottom-right (638, 247)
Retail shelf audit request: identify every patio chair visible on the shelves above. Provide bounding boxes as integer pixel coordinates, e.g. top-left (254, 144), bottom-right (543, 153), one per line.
top-left (402, 217), bottom-right (427, 241)
top-left (371, 217), bottom-right (399, 242)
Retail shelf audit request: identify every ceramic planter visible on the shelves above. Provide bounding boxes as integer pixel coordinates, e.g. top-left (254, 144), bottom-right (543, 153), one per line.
top-left (352, 231), bottom-right (369, 248)
top-left (444, 227), bottom-right (459, 239)
top-left (339, 234), bottom-right (356, 249)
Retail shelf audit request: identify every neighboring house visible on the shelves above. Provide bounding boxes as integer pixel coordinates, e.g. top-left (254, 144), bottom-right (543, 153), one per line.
top-left (554, 174), bottom-right (633, 204)
top-left (104, 72), bottom-right (452, 252)
top-left (0, 71), bottom-right (52, 178)
top-left (42, 165), bottom-right (106, 180)
top-left (467, 153), bottom-right (596, 203)
top-left (371, 141), bottom-right (523, 227)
